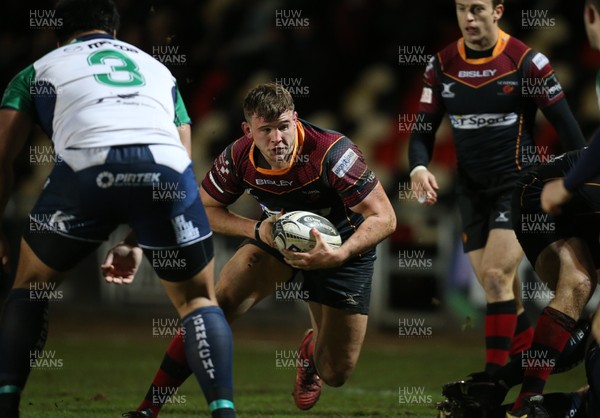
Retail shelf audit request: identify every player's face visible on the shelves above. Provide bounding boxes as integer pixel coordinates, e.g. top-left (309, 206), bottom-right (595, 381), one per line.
top-left (584, 4), bottom-right (600, 51)
top-left (243, 110), bottom-right (298, 169)
top-left (455, 0), bottom-right (503, 50)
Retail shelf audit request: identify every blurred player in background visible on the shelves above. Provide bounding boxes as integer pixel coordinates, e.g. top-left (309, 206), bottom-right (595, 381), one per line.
top-left (409, 0), bottom-right (586, 382)
top-left (0, 1), bottom-right (236, 417)
top-left (508, 149), bottom-right (599, 417)
top-left (117, 83), bottom-right (396, 417)
top-left (505, 0), bottom-right (600, 415)
top-left (439, 1), bottom-right (600, 417)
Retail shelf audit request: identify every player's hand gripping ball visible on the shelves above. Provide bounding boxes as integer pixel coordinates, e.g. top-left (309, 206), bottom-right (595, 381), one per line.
top-left (272, 211), bottom-right (342, 253)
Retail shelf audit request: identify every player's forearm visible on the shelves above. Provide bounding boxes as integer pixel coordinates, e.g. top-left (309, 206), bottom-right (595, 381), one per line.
top-left (177, 123), bottom-right (192, 158)
top-left (408, 112), bottom-right (442, 171)
top-left (542, 99), bottom-right (587, 151)
top-left (338, 211), bottom-right (396, 262)
top-left (204, 206), bottom-right (257, 240)
top-left (564, 128), bottom-right (600, 191)
top-left (0, 110), bottom-right (31, 221)
top-left (338, 215), bottom-right (395, 261)
top-left (0, 165), bottom-right (14, 221)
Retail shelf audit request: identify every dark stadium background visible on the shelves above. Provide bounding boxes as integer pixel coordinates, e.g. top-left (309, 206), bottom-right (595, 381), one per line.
top-left (1, 0), bottom-right (599, 329)
top-left (1, 2), bottom-right (598, 417)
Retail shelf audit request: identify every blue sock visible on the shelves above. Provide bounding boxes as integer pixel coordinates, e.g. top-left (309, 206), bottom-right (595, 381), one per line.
top-left (182, 306), bottom-right (235, 418)
top-left (0, 288), bottom-right (49, 417)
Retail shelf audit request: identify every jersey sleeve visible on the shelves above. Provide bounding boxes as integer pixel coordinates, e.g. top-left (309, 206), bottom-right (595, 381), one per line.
top-left (522, 50), bottom-right (565, 109)
top-left (408, 55), bottom-right (445, 169)
top-left (1, 64), bottom-right (36, 117)
top-left (325, 137), bottom-right (378, 208)
top-left (564, 128), bottom-right (600, 191)
top-left (201, 143), bottom-right (244, 205)
top-left (173, 85), bottom-right (191, 126)
top-left (417, 55), bottom-right (446, 115)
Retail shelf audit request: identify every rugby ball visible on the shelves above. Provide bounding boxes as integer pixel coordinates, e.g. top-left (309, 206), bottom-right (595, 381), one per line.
top-left (272, 211), bottom-right (342, 253)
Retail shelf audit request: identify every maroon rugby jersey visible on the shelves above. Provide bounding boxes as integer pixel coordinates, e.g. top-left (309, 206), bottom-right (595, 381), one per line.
top-left (201, 119), bottom-right (378, 240)
top-left (417, 30), bottom-right (564, 176)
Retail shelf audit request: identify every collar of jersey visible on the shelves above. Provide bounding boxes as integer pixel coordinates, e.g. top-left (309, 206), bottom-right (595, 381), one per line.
top-left (71, 33), bottom-right (115, 43)
top-left (249, 120), bottom-right (305, 176)
top-left (457, 29), bottom-right (510, 65)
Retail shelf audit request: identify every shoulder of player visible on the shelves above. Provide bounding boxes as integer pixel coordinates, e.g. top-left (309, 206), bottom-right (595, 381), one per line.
top-left (227, 134), bottom-right (254, 164)
top-left (299, 119), bottom-right (345, 144)
top-left (435, 39), bottom-right (460, 69)
top-left (299, 119), bottom-right (352, 156)
top-left (502, 35), bottom-right (535, 66)
top-left (500, 36), bottom-right (552, 75)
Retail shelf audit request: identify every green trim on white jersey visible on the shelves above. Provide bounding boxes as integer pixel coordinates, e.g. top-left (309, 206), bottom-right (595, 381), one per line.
top-left (1, 64), bottom-right (36, 117)
top-left (0, 35), bottom-right (191, 153)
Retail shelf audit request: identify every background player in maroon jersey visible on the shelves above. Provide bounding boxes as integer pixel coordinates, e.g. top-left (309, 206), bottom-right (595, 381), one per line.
top-left (116, 83), bottom-right (396, 417)
top-left (408, 0), bottom-right (586, 405)
top-left (503, 1), bottom-right (600, 416)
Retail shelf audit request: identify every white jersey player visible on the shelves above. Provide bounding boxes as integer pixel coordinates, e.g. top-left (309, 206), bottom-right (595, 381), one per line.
top-left (0, 1), bottom-right (236, 418)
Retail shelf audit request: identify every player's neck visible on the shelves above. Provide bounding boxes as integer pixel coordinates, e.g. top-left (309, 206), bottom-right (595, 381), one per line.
top-left (464, 28), bottom-right (499, 51)
top-left (61, 30), bottom-right (114, 46)
top-left (259, 152), bottom-right (293, 170)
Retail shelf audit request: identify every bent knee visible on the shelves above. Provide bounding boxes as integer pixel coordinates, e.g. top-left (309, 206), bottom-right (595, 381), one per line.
top-left (215, 290), bottom-right (255, 322)
top-left (567, 273), bottom-right (595, 301)
top-left (481, 268), bottom-right (513, 298)
top-left (317, 363), bottom-right (354, 387)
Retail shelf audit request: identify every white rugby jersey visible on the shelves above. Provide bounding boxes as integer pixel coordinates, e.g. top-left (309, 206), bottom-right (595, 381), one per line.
top-left (1, 34), bottom-right (190, 153)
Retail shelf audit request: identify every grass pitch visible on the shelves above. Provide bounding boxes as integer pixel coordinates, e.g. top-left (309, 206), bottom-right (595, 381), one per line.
top-left (19, 315), bottom-right (586, 418)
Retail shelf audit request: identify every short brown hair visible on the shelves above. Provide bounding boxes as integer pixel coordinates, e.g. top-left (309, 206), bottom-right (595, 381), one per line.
top-left (493, 0), bottom-right (504, 5)
top-left (587, 0), bottom-right (600, 10)
top-left (242, 83), bottom-right (295, 122)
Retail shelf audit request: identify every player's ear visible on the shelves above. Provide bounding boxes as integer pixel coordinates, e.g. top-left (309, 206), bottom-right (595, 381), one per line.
top-left (492, 3), bottom-right (504, 22)
top-left (585, 4), bottom-right (596, 25)
top-left (241, 121), bottom-right (252, 138)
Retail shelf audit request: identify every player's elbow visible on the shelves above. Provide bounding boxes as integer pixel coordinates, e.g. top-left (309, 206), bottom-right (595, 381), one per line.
top-left (382, 209), bottom-right (397, 239)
